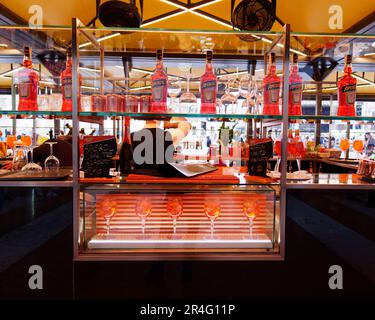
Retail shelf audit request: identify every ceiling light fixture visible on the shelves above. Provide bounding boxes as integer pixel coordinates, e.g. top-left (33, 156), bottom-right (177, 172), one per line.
top-left (80, 67), bottom-right (101, 73)
top-left (129, 85), bottom-right (152, 91)
top-left (364, 52), bottom-right (375, 56)
top-left (0, 43), bottom-right (8, 48)
top-left (0, 66), bottom-right (23, 78)
top-left (79, 32), bottom-right (121, 48)
top-left (352, 73), bottom-right (375, 85)
top-left (81, 85), bottom-right (100, 91)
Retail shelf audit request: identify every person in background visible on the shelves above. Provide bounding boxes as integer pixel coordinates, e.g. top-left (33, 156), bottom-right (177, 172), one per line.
top-left (119, 117), bottom-right (191, 176)
top-left (364, 132), bottom-right (375, 157)
top-left (0, 130), bottom-right (4, 142)
top-left (65, 123), bottom-right (73, 135)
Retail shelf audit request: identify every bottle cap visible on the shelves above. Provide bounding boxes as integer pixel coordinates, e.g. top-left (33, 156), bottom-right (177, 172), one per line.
top-left (345, 54), bottom-right (352, 64)
top-left (206, 50), bottom-right (213, 62)
top-left (24, 46), bottom-right (31, 58)
top-left (156, 49), bottom-right (163, 60)
top-left (293, 53), bottom-right (298, 64)
top-left (269, 52), bottom-right (275, 64)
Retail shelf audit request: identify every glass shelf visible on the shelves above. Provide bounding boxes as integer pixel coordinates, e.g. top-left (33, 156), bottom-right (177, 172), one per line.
top-left (289, 115), bottom-right (375, 122)
top-left (78, 112), bottom-right (282, 120)
top-left (0, 110), bottom-right (71, 117)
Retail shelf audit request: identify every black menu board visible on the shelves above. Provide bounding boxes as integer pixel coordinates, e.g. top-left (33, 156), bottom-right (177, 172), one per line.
top-left (81, 136), bottom-right (117, 177)
top-left (247, 138), bottom-right (273, 177)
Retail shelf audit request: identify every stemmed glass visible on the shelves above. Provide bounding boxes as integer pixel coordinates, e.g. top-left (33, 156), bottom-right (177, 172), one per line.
top-left (21, 146), bottom-right (42, 173)
top-left (220, 78), bottom-right (237, 114)
top-left (204, 199), bottom-right (221, 239)
top-left (167, 197), bottom-right (183, 236)
top-left (167, 78), bottom-right (181, 113)
top-left (135, 198), bottom-right (152, 235)
top-left (179, 72), bottom-right (197, 113)
top-left (294, 142), bottom-right (305, 173)
top-left (353, 139), bottom-right (364, 160)
top-left (273, 140), bottom-right (282, 173)
top-left (12, 143), bottom-right (28, 171)
top-left (243, 199), bottom-right (258, 239)
top-left (98, 199), bottom-right (117, 235)
top-left (340, 138), bottom-right (350, 158)
top-left (44, 142), bottom-right (60, 173)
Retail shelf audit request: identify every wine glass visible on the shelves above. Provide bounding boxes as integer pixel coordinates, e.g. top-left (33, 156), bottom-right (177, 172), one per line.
top-left (353, 139), bottom-right (364, 160)
top-left (273, 140), bottom-right (282, 173)
top-left (220, 78), bottom-right (237, 114)
top-left (12, 143), bottom-right (28, 171)
top-left (21, 146), bottom-right (42, 173)
top-left (204, 199), bottom-right (221, 239)
top-left (44, 142), bottom-right (60, 173)
top-left (135, 198), bottom-right (152, 235)
top-left (167, 78), bottom-right (181, 113)
top-left (167, 197), bottom-right (183, 236)
top-left (98, 199), bottom-right (117, 235)
top-left (294, 141), bottom-right (305, 174)
top-left (340, 138), bottom-right (350, 158)
top-left (179, 72), bottom-right (197, 113)
top-left (243, 199), bottom-right (258, 239)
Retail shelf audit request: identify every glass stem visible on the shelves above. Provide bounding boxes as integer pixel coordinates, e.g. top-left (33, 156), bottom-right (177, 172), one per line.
top-left (210, 218), bottom-right (215, 239)
top-left (49, 144), bottom-right (53, 156)
top-left (173, 218), bottom-right (177, 234)
top-left (297, 157), bottom-right (301, 172)
top-left (29, 148), bottom-right (34, 163)
top-left (141, 218), bottom-right (145, 234)
top-left (249, 217), bottom-right (254, 238)
top-left (106, 218), bottom-right (110, 235)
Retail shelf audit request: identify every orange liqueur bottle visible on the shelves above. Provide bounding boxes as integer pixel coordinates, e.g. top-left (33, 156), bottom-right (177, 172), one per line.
top-left (288, 53), bottom-right (302, 116)
top-left (61, 47), bottom-right (73, 112)
top-left (150, 49), bottom-right (168, 113)
top-left (263, 53), bottom-right (281, 115)
top-left (18, 46), bottom-right (38, 111)
top-left (200, 50), bottom-right (217, 114)
top-left (337, 54), bottom-right (356, 117)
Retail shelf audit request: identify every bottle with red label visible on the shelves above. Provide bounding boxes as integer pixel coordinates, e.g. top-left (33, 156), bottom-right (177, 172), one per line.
top-left (337, 54), bottom-right (356, 117)
top-left (18, 46), bottom-right (38, 111)
top-left (263, 53), bottom-right (281, 115)
top-left (288, 53), bottom-right (302, 116)
top-left (61, 47), bottom-right (82, 112)
top-left (150, 49), bottom-right (168, 113)
top-left (200, 50), bottom-right (217, 114)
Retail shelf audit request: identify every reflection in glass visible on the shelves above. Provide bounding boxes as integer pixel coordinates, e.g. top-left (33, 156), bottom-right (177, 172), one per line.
top-left (167, 197), bottom-right (183, 235)
top-left (136, 198), bottom-right (152, 234)
top-left (44, 142), bottom-right (60, 173)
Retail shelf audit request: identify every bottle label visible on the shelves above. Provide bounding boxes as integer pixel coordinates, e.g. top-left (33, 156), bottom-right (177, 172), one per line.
top-left (19, 75), bottom-right (31, 98)
top-left (265, 82), bottom-right (280, 103)
top-left (152, 79), bottom-right (166, 102)
top-left (201, 80), bottom-right (216, 103)
top-left (289, 82), bottom-right (302, 104)
top-left (62, 77), bottom-right (72, 100)
top-left (342, 84), bottom-right (356, 105)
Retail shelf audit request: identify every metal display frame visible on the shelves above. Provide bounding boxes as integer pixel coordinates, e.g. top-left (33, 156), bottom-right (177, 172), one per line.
top-left (0, 21), bottom-right (374, 261)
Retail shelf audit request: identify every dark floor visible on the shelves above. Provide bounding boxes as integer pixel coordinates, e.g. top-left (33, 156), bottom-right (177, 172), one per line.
top-left (0, 189), bottom-right (374, 300)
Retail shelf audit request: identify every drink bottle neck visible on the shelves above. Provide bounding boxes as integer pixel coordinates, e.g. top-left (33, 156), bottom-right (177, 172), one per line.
top-left (205, 61), bottom-right (213, 73)
top-left (343, 64), bottom-right (352, 76)
top-left (23, 56), bottom-right (32, 69)
top-left (290, 63), bottom-right (298, 75)
top-left (66, 56), bottom-right (72, 69)
top-left (268, 64), bottom-right (276, 75)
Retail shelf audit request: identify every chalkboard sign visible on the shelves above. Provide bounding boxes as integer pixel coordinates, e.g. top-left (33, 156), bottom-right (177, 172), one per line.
top-left (81, 136), bottom-right (117, 177)
top-left (247, 138), bottom-right (273, 177)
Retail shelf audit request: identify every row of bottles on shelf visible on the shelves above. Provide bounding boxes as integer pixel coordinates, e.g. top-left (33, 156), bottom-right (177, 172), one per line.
top-left (16, 46), bottom-right (357, 117)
